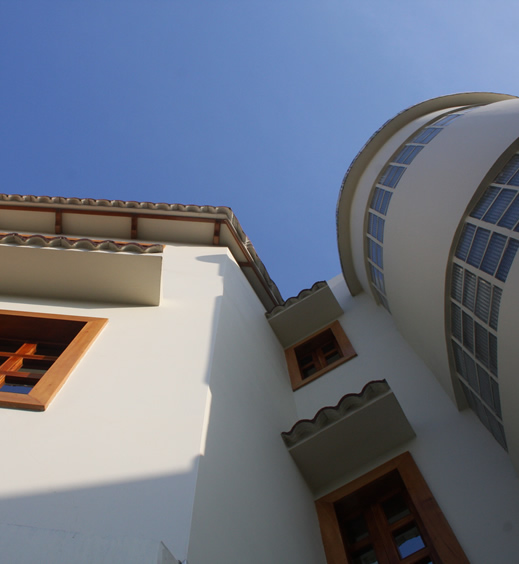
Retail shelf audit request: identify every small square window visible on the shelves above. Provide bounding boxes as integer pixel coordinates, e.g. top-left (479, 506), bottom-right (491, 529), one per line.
top-left (0, 310), bottom-right (106, 411)
top-left (285, 321), bottom-right (356, 390)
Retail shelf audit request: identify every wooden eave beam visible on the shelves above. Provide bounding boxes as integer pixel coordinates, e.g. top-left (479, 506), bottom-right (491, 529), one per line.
top-left (55, 210), bottom-right (62, 234)
top-left (213, 220), bottom-right (221, 245)
top-left (0, 204), bottom-right (282, 308)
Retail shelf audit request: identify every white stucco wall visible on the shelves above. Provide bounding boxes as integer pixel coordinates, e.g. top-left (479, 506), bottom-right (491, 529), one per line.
top-left (0, 242), bottom-right (328, 563)
top-left (0, 244), bottom-right (238, 561)
top-left (187, 255), bottom-right (326, 564)
top-left (347, 108), bottom-right (452, 295)
top-left (292, 274), bottom-right (519, 563)
top-left (383, 99), bottom-right (519, 402)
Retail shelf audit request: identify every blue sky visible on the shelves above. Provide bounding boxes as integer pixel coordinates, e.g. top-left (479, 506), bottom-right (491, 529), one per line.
top-left (1, 1), bottom-right (519, 299)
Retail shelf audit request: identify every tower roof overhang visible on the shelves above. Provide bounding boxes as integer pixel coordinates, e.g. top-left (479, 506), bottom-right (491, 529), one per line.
top-left (337, 92), bottom-right (517, 296)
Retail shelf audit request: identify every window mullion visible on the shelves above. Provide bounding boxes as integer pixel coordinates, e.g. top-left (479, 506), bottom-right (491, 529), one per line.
top-left (368, 503), bottom-right (401, 563)
top-left (314, 348), bottom-right (327, 371)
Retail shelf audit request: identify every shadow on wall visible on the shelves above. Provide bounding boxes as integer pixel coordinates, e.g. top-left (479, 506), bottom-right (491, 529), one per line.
top-left (187, 255), bottom-right (328, 564)
top-left (0, 465), bottom-right (199, 564)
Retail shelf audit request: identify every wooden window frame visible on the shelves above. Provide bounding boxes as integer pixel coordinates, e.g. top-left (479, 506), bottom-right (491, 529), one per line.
top-left (315, 452), bottom-right (468, 564)
top-left (285, 321), bottom-right (356, 390)
top-left (0, 310), bottom-right (107, 411)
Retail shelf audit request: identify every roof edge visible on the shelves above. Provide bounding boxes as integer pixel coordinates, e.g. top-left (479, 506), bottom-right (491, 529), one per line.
top-left (0, 193), bottom-right (284, 308)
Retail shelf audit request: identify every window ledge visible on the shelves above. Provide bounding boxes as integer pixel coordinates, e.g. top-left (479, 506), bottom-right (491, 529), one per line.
top-left (267, 281), bottom-right (344, 347)
top-left (0, 233), bottom-right (162, 305)
top-left (281, 380), bottom-right (415, 494)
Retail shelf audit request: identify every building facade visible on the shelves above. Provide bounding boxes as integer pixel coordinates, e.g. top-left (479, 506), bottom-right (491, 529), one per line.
top-left (0, 93), bottom-right (519, 563)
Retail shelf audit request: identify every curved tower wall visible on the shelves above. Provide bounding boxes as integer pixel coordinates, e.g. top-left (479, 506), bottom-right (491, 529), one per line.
top-left (338, 94), bottom-right (519, 465)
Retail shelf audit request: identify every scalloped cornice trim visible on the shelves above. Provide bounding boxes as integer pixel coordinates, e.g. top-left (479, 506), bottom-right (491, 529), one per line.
top-left (0, 193), bottom-right (283, 307)
top-left (281, 380), bottom-right (389, 448)
top-left (0, 193), bottom-right (233, 215)
top-left (0, 233), bottom-right (163, 254)
top-left (266, 281), bottom-right (327, 317)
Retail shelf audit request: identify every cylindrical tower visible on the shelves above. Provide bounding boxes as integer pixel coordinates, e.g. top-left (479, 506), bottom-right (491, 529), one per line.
top-left (337, 93), bottom-right (519, 467)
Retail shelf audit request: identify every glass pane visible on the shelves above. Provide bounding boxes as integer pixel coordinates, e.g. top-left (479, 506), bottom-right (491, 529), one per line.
top-left (369, 265), bottom-right (386, 294)
top-left (371, 188), bottom-right (383, 211)
top-left (393, 144), bottom-right (423, 165)
top-left (382, 494), bottom-right (410, 524)
top-left (474, 323), bottom-right (489, 367)
top-left (470, 186), bottom-right (499, 219)
top-left (452, 341), bottom-right (465, 376)
top-left (498, 195), bottom-right (519, 229)
top-left (463, 351), bottom-right (479, 392)
top-left (487, 413), bottom-right (507, 450)
top-left (368, 240), bottom-right (383, 268)
top-left (508, 170), bottom-right (519, 187)
top-left (489, 333), bottom-right (498, 376)
top-left (371, 188), bottom-right (392, 215)
top-left (477, 366), bottom-right (493, 406)
top-left (379, 165), bottom-right (405, 188)
top-left (412, 127), bottom-right (441, 144)
top-left (380, 190), bottom-right (392, 215)
top-left (451, 263), bottom-right (463, 302)
top-left (462, 270), bottom-right (476, 311)
top-left (19, 358), bottom-right (53, 374)
top-left (460, 381), bottom-right (477, 411)
top-left (324, 351), bottom-right (341, 365)
top-left (486, 409), bottom-right (507, 450)
top-left (491, 378), bottom-right (502, 418)
top-left (433, 113), bottom-right (461, 127)
top-left (495, 154), bottom-right (519, 184)
top-left (480, 233), bottom-right (507, 275)
top-left (451, 304), bottom-right (462, 342)
top-left (351, 545), bottom-right (378, 564)
top-left (376, 216), bottom-right (385, 243)
top-left (0, 383), bottom-right (33, 394)
top-left (368, 213), bottom-right (378, 240)
top-left (321, 342), bottom-right (335, 354)
top-left (466, 228), bottom-right (490, 268)
top-left (455, 224), bottom-right (476, 260)
top-left (299, 354), bottom-right (313, 365)
top-left (393, 524), bottom-right (426, 558)
top-left (482, 189), bottom-right (516, 224)
top-left (36, 343), bottom-right (66, 357)
top-left (301, 365), bottom-right (317, 379)
top-left (474, 278), bottom-right (491, 323)
top-left (473, 395), bottom-right (490, 428)
top-left (462, 312), bottom-right (474, 352)
top-left (489, 286), bottom-right (502, 331)
top-left (0, 340), bottom-right (24, 353)
top-left (495, 239), bottom-right (519, 282)
top-left (343, 514), bottom-right (369, 544)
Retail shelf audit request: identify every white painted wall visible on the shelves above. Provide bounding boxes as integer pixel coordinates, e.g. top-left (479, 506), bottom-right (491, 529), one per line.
top-left (0, 244), bottom-right (236, 561)
top-left (293, 274), bottom-right (519, 563)
top-left (187, 255), bottom-right (326, 564)
top-left (347, 108), bottom-right (452, 296)
top-left (0, 524), bottom-right (179, 564)
top-left (0, 242), bottom-right (327, 563)
top-left (383, 99), bottom-right (519, 403)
